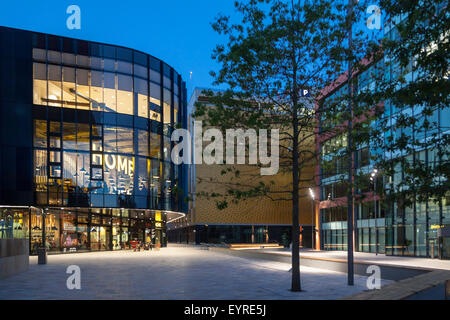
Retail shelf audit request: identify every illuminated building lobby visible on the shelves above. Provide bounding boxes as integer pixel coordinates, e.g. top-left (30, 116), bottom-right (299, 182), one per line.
top-left (0, 27), bottom-right (187, 254)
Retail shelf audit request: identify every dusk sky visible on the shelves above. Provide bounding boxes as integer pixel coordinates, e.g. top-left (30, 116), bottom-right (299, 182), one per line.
top-left (0, 0), bottom-right (237, 99)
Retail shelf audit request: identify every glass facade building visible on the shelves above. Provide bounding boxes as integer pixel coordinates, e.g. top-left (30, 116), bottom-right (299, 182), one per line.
top-left (317, 15), bottom-right (450, 259)
top-left (0, 27), bottom-right (187, 254)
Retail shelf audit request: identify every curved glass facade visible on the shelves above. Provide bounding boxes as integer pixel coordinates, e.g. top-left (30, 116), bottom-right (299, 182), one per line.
top-left (31, 33), bottom-right (186, 212)
top-left (0, 27), bottom-right (187, 254)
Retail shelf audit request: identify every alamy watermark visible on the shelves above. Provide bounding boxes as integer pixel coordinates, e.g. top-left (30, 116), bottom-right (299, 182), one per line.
top-left (66, 5), bottom-right (81, 30)
top-left (66, 265), bottom-right (81, 290)
top-left (366, 265), bottom-right (381, 290)
top-left (366, 5), bottom-right (381, 30)
top-left (171, 121), bottom-right (279, 176)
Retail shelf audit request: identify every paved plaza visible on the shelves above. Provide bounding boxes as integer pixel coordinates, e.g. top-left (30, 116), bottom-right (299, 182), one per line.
top-left (0, 245), bottom-right (390, 300)
top-left (257, 248), bottom-right (450, 271)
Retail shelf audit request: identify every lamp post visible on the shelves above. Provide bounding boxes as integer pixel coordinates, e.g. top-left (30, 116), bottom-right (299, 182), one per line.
top-left (370, 168), bottom-right (378, 255)
top-left (309, 188), bottom-right (315, 250)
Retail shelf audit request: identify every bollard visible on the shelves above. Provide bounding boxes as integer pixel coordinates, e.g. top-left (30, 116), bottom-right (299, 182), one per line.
top-left (37, 247), bottom-right (47, 265)
top-left (445, 280), bottom-right (450, 300)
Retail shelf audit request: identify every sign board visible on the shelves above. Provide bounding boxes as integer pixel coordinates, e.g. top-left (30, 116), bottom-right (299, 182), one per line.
top-left (155, 211), bottom-right (162, 222)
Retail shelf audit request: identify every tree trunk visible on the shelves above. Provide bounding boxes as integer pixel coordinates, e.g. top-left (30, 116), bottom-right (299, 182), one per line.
top-left (291, 91), bottom-right (301, 292)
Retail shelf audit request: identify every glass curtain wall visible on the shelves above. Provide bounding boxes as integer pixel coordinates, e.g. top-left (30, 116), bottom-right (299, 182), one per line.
top-left (32, 36), bottom-right (184, 211)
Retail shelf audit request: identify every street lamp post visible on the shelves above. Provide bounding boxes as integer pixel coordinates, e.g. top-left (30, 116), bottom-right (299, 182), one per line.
top-left (370, 168), bottom-right (378, 255)
top-left (346, 0), bottom-right (355, 286)
top-left (309, 188), bottom-right (315, 250)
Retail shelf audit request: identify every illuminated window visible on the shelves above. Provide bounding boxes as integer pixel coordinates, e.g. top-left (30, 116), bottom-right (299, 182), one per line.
top-left (117, 74), bottom-right (133, 115)
top-left (150, 133), bottom-right (161, 159)
top-left (174, 94), bottom-right (179, 123)
top-left (116, 127), bottom-right (133, 154)
top-left (91, 71), bottom-right (104, 111)
top-left (136, 156), bottom-right (149, 196)
top-left (33, 63), bottom-right (47, 105)
top-left (76, 152), bottom-right (90, 189)
top-left (34, 149), bottom-right (47, 192)
top-left (77, 124), bottom-right (90, 151)
top-left (104, 72), bottom-right (116, 112)
top-left (49, 151), bottom-right (61, 163)
top-left (163, 88), bottom-right (171, 124)
top-left (104, 154), bottom-right (118, 194)
top-left (76, 69), bottom-right (90, 110)
top-left (104, 126), bottom-right (117, 153)
top-left (135, 78), bottom-right (148, 118)
top-left (138, 130), bottom-right (149, 156)
top-left (63, 122), bottom-right (76, 150)
top-left (33, 120), bottom-right (47, 148)
top-left (164, 136), bottom-right (171, 160)
top-left (62, 67), bottom-right (76, 109)
top-left (150, 110), bottom-right (161, 122)
top-left (48, 65), bottom-right (62, 107)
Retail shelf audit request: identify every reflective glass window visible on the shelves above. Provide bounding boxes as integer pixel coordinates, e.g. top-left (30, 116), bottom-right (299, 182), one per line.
top-left (150, 132), bottom-right (161, 159)
top-left (33, 63), bottom-right (47, 105)
top-left (62, 53), bottom-right (76, 65)
top-left (150, 82), bottom-right (161, 106)
top-left (62, 67), bottom-right (76, 109)
top-left (117, 74), bottom-right (133, 115)
top-left (76, 152), bottom-right (90, 189)
top-left (91, 71), bottom-right (104, 111)
top-left (104, 153), bottom-right (118, 194)
top-left (63, 122), bottom-right (77, 150)
top-left (104, 126), bottom-right (117, 153)
top-left (135, 77), bottom-right (148, 118)
top-left (90, 56), bottom-right (102, 69)
top-left (33, 48), bottom-right (46, 61)
top-left (137, 129), bottom-right (149, 156)
top-left (104, 72), bottom-right (116, 112)
top-left (116, 127), bottom-right (133, 154)
top-left (34, 149), bottom-right (47, 191)
top-left (150, 70), bottom-right (160, 84)
top-left (77, 124), bottom-right (90, 151)
top-left (117, 60), bottom-right (132, 74)
top-left (77, 55), bottom-right (90, 68)
top-left (134, 64), bottom-right (148, 79)
top-left (48, 50), bottom-right (61, 64)
top-left (163, 88), bottom-right (171, 124)
top-left (76, 69), bottom-right (90, 110)
top-left (104, 58), bottom-right (116, 72)
top-left (48, 65), bottom-right (62, 107)
top-left (34, 120), bottom-right (47, 148)
top-left (116, 154), bottom-right (134, 195)
top-left (136, 157), bottom-right (149, 196)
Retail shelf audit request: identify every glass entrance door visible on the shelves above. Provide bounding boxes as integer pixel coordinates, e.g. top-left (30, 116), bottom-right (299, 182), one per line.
top-left (442, 237), bottom-right (450, 260)
top-left (90, 225), bottom-right (111, 251)
top-left (100, 226), bottom-right (111, 251)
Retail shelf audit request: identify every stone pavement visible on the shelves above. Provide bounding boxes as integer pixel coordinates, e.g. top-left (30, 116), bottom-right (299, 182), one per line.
top-left (257, 248), bottom-right (450, 271)
top-left (0, 246), bottom-right (391, 300)
top-left (342, 269), bottom-right (450, 300)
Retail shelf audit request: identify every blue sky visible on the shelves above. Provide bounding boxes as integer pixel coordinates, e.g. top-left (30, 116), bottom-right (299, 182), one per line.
top-left (0, 1), bottom-right (384, 100)
top-left (0, 0), bottom-right (237, 99)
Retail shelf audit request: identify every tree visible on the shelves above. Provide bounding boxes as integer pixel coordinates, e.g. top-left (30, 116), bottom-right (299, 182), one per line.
top-left (194, 0), bottom-right (370, 291)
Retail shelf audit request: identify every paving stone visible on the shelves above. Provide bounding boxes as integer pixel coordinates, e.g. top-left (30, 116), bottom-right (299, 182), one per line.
top-left (0, 246), bottom-right (391, 300)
